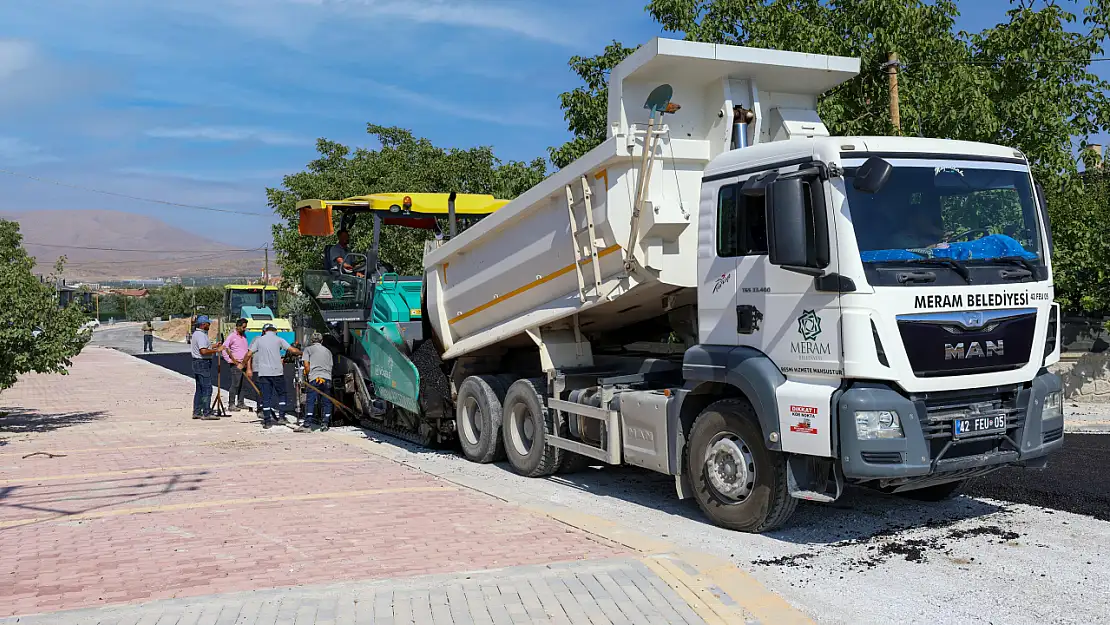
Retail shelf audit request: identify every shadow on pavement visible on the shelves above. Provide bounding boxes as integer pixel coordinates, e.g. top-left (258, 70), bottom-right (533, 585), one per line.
top-left (0, 409), bottom-right (107, 435)
top-left (0, 472), bottom-right (207, 531)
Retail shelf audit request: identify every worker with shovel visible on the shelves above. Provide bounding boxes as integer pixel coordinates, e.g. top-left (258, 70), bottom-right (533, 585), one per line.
top-left (295, 332), bottom-right (334, 432)
top-left (244, 323), bottom-right (301, 429)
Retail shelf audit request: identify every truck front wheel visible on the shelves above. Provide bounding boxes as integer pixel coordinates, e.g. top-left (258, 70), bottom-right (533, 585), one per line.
top-left (456, 375), bottom-right (508, 463)
top-left (687, 398), bottom-right (797, 533)
top-left (502, 378), bottom-right (562, 477)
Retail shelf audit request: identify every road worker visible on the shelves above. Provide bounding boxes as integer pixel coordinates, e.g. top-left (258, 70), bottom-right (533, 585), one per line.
top-left (244, 323), bottom-right (301, 429)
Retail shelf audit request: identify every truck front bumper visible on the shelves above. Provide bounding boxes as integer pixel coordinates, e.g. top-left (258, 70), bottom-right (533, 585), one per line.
top-left (836, 370), bottom-right (1064, 486)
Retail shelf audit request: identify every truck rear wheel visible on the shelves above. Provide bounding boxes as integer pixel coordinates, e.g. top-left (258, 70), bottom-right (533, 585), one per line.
top-left (687, 398), bottom-right (797, 533)
top-left (456, 375), bottom-right (508, 464)
top-left (502, 378), bottom-right (562, 477)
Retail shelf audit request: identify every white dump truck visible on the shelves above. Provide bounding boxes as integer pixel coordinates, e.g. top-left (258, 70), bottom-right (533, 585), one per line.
top-left (298, 38), bottom-right (1064, 532)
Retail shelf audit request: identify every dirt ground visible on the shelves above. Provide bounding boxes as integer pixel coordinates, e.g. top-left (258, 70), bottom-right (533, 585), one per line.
top-left (154, 317), bottom-right (222, 342)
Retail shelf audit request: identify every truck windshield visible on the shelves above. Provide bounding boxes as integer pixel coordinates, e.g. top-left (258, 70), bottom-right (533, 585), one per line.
top-left (844, 163), bottom-right (1043, 265)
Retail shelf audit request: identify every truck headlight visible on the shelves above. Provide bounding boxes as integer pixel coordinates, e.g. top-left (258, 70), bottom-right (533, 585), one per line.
top-left (855, 410), bottom-right (904, 439)
top-left (1043, 391), bottom-right (1063, 420)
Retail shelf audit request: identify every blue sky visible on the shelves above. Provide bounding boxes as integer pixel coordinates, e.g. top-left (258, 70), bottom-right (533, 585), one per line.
top-left (0, 0), bottom-right (1105, 249)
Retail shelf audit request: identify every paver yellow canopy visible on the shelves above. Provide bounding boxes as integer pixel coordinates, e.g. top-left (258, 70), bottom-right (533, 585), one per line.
top-left (297, 193), bottom-right (509, 236)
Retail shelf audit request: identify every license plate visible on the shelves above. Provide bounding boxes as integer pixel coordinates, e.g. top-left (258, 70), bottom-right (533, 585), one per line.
top-left (953, 414), bottom-right (1007, 437)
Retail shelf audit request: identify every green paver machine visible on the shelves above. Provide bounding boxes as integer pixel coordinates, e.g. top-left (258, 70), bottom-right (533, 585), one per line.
top-left (296, 192), bottom-right (508, 443)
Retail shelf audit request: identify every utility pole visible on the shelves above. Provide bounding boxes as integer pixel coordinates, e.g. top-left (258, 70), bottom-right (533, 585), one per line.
top-left (886, 52), bottom-right (901, 135)
top-left (264, 247), bottom-right (270, 286)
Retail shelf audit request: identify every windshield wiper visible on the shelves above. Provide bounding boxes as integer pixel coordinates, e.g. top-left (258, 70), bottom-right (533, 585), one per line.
top-left (993, 255), bottom-right (1038, 274)
top-left (903, 258), bottom-right (972, 284)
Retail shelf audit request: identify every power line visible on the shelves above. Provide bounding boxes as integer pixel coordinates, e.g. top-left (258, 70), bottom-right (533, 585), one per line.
top-left (0, 168), bottom-right (274, 217)
top-left (24, 241), bottom-right (265, 253)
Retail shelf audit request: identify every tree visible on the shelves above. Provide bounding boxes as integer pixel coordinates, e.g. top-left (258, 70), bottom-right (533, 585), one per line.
top-left (551, 0), bottom-right (1110, 312)
top-left (126, 297), bottom-right (156, 322)
top-left (548, 41), bottom-right (639, 169)
top-left (193, 286), bottom-right (224, 317)
top-left (267, 125), bottom-right (548, 285)
top-left (0, 220), bottom-right (89, 392)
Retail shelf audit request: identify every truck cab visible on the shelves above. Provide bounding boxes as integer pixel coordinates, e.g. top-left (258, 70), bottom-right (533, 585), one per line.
top-left (690, 135), bottom-right (1062, 519)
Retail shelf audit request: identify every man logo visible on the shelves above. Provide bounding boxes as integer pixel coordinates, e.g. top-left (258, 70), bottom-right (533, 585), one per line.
top-left (945, 340), bottom-right (1004, 360)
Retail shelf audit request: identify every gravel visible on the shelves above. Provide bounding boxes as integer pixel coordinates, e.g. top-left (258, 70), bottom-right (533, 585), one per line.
top-left (325, 426), bottom-right (1110, 625)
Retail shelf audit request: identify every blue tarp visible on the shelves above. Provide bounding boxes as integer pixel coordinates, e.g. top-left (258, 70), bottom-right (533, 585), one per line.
top-left (860, 234), bottom-right (1038, 263)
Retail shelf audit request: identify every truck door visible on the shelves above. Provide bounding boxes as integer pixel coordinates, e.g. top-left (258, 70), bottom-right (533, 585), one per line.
top-left (730, 163), bottom-right (842, 457)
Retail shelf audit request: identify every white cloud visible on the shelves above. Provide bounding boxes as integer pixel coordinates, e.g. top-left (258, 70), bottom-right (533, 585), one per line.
top-left (0, 39), bottom-right (35, 80)
top-left (0, 38), bottom-right (112, 111)
top-left (161, 0), bottom-right (578, 46)
top-left (145, 125), bottom-right (309, 146)
top-left (366, 81), bottom-right (553, 127)
top-left (0, 136), bottom-right (61, 165)
top-left (335, 0), bottom-right (576, 46)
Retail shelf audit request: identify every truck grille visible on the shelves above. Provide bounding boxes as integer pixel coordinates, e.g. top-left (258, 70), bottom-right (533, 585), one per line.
top-left (915, 387), bottom-right (1025, 464)
top-left (896, 309), bottom-right (1036, 378)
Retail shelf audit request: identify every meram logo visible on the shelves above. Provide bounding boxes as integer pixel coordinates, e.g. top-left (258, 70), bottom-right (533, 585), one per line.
top-left (797, 309), bottom-right (822, 341)
top-left (791, 310), bottom-right (831, 361)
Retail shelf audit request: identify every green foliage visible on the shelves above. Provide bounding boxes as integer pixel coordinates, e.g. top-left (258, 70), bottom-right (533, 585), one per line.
top-left (0, 219), bottom-right (89, 392)
top-left (550, 0), bottom-right (1110, 313)
top-left (193, 286), bottom-right (224, 316)
top-left (126, 297), bottom-right (156, 322)
top-left (267, 125), bottom-right (548, 285)
top-left (548, 41), bottom-right (639, 169)
top-left (1044, 167), bottom-right (1110, 314)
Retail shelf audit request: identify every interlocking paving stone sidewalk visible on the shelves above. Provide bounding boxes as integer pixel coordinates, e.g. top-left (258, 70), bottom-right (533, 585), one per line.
top-left (0, 349), bottom-right (629, 618)
top-left (0, 558), bottom-right (712, 625)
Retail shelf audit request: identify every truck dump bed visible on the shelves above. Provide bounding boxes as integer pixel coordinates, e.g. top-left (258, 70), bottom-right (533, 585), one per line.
top-left (424, 38), bottom-right (859, 361)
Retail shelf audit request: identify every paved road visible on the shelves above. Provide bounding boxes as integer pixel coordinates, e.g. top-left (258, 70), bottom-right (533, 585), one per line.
top-left (2, 348), bottom-right (784, 624)
top-left (88, 322), bottom-right (191, 356)
top-left (80, 343), bottom-right (1110, 624)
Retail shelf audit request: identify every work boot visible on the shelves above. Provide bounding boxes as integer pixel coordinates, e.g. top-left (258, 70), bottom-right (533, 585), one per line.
top-left (263, 420), bottom-right (273, 429)
top-left (237, 402), bottom-right (247, 411)
top-left (201, 413), bottom-right (220, 421)
top-left (293, 424), bottom-right (310, 433)
top-left (227, 404), bottom-right (239, 413)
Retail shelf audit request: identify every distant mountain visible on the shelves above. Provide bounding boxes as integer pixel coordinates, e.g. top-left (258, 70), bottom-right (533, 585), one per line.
top-left (1, 210), bottom-right (269, 281)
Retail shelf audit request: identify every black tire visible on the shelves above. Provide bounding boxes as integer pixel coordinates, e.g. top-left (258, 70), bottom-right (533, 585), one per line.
top-left (898, 479), bottom-right (967, 502)
top-left (455, 375), bottom-right (508, 464)
top-left (687, 398), bottom-right (797, 533)
top-left (502, 378), bottom-right (562, 477)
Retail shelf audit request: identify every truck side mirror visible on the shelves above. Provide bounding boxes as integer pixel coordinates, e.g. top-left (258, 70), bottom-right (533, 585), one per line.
top-left (767, 178), bottom-right (811, 269)
top-left (852, 156), bottom-right (893, 194)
